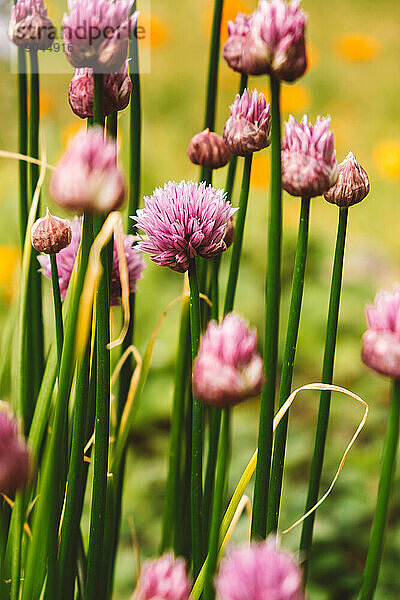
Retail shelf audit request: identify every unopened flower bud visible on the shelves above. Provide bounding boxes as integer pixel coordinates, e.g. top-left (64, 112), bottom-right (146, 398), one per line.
top-left (193, 313), bottom-right (264, 407)
top-left (324, 151), bottom-right (369, 207)
top-left (9, 0), bottom-right (55, 51)
top-left (282, 115), bottom-right (338, 198)
top-left (187, 129), bottom-right (231, 170)
top-left (223, 89), bottom-right (271, 157)
top-left (68, 64), bottom-right (132, 120)
top-left (31, 210), bottom-right (72, 254)
top-left (223, 216), bottom-right (235, 249)
top-left (242, 0), bottom-right (307, 82)
top-left (0, 410), bottom-right (31, 496)
top-left (132, 554), bottom-right (191, 600)
top-left (50, 128), bottom-right (126, 214)
top-left (222, 13), bottom-right (251, 73)
top-left (362, 287), bottom-right (400, 378)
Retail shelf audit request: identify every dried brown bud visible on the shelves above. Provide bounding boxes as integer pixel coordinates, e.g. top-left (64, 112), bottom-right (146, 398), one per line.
top-left (187, 129), bottom-right (231, 170)
top-left (31, 209), bottom-right (72, 254)
top-left (223, 217), bottom-right (235, 249)
top-left (324, 152), bottom-right (370, 207)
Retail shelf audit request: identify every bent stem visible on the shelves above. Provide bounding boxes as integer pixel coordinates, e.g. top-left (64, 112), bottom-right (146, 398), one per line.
top-left (267, 197), bottom-right (311, 534)
top-left (299, 206), bottom-right (348, 579)
top-left (251, 76), bottom-right (282, 540)
top-left (188, 259), bottom-right (204, 578)
top-left (224, 155), bottom-right (252, 315)
top-left (358, 378), bottom-right (400, 600)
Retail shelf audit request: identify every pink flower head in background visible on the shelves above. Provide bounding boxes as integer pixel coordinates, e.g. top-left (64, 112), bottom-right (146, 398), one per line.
top-left (222, 13), bottom-right (251, 74)
top-left (282, 115), bottom-right (338, 198)
top-left (324, 151), bottom-right (370, 208)
top-left (9, 0), bottom-right (55, 51)
top-left (68, 63), bottom-right (132, 119)
top-left (362, 286), bottom-right (400, 378)
top-left (132, 554), bottom-right (191, 600)
top-left (63, 0), bottom-right (139, 72)
top-left (242, 0), bottom-right (307, 81)
top-left (0, 411), bottom-right (31, 496)
top-left (50, 127), bottom-right (125, 213)
top-left (215, 538), bottom-right (305, 600)
top-left (223, 89), bottom-right (271, 157)
top-left (134, 181), bottom-right (237, 273)
top-left (187, 129), bottom-right (231, 171)
top-left (38, 217), bottom-right (144, 305)
top-left (193, 313), bottom-right (264, 407)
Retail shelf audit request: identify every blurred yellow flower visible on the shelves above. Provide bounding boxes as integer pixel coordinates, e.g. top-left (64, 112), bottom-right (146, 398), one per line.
top-left (306, 41), bottom-right (320, 71)
top-left (373, 140), bottom-right (400, 179)
top-left (281, 83), bottom-right (311, 114)
top-left (0, 245), bottom-right (20, 304)
top-left (27, 91), bottom-right (54, 117)
top-left (62, 121), bottom-right (86, 147)
top-left (138, 12), bottom-right (169, 48)
top-left (335, 33), bottom-right (381, 62)
top-left (251, 153), bottom-right (270, 189)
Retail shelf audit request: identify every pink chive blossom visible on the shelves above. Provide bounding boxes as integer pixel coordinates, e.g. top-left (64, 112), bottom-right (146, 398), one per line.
top-left (9, 0), bottom-right (55, 51)
top-left (50, 127), bottom-right (125, 214)
top-left (362, 287), bottom-right (400, 378)
top-left (193, 313), bottom-right (264, 407)
top-left (63, 0), bottom-right (139, 73)
top-left (0, 411), bottom-right (31, 496)
top-left (132, 554), bottom-right (191, 600)
top-left (68, 63), bottom-right (132, 119)
top-left (324, 151), bottom-right (370, 208)
top-left (242, 0), bottom-right (307, 81)
top-left (223, 89), bottom-right (271, 157)
top-left (187, 129), bottom-right (231, 171)
top-left (281, 115), bottom-right (338, 198)
top-left (215, 539), bottom-right (305, 600)
top-left (134, 181), bottom-right (237, 273)
top-left (38, 217), bottom-right (144, 305)
top-left (222, 13), bottom-right (252, 74)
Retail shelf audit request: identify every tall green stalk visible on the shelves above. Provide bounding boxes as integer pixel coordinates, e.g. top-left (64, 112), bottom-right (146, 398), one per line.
top-left (224, 155), bottom-right (252, 315)
top-left (358, 379), bottom-right (400, 600)
top-left (188, 259), bottom-right (204, 578)
top-left (267, 197), bottom-right (311, 534)
top-left (50, 254), bottom-right (64, 367)
top-left (161, 296), bottom-right (191, 551)
top-left (203, 409), bottom-right (230, 600)
top-left (300, 206), bottom-right (348, 579)
top-left (17, 48), bottom-right (28, 249)
top-left (252, 76), bottom-right (282, 540)
top-left (86, 73), bottom-right (111, 600)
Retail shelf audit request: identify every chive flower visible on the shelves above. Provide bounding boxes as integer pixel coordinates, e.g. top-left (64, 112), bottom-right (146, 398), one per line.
top-left (192, 313), bottom-right (264, 407)
top-left (242, 0), bottom-right (307, 82)
top-left (223, 89), bottom-right (271, 157)
top-left (63, 0), bottom-right (139, 72)
top-left (132, 554), bottom-right (191, 600)
top-left (68, 64), bottom-right (132, 119)
top-left (38, 217), bottom-right (144, 305)
top-left (0, 411), bottom-right (31, 496)
top-left (133, 181), bottom-right (237, 273)
top-left (362, 286), bottom-right (400, 378)
top-left (187, 129), bottom-right (231, 170)
top-left (223, 13), bottom-right (251, 74)
top-left (9, 0), bottom-right (55, 51)
top-left (50, 127), bottom-right (125, 213)
top-left (324, 151), bottom-right (370, 208)
top-left (282, 115), bottom-right (338, 198)
top-left (215, 538), bottom-right (305, 600)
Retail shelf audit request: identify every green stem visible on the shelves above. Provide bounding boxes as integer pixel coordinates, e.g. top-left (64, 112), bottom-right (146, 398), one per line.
top-left (161, 296), bottom-right (191, 552)
top-left (358, 379), bottom-right (400, 600)
top-left (10, 494), bottom-right (23, 600)
top-left (223, 155), bottom-right (252, 315)
top-left (188, 260), bottom-right (204, 578)
top-left (128, 29), bottom-right (141, 231)
top-left (50, 254), bottom-right (64, 369)
top-left (17, 48), bottom-right (28, 249)
top-left (93, 73), bottom-right (104, 127)
top-left (251, 76), bottom-right (282, 540)
top-left (299, 206), bottom-right (348, 579)
top-left (203, 409), bottom-right (230, 600)
top-left (28, 49), bottom-right (44, 423)
top-left (86, 219), bottom-right (112, 600)
top-left (106, 111), bottom-right (118, 139)
top-left (267, 197), bottom-right (311, 534)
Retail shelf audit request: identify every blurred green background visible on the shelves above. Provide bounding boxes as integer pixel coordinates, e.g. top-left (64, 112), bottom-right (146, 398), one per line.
top-left (1, 0), bottom-right (400, 598)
